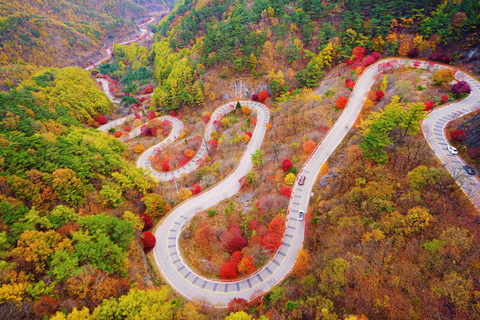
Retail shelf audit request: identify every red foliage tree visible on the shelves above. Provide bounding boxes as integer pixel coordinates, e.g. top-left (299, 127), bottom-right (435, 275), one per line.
top-left (134, 113), bottom-right (141, 119)
top-left (280, 185), bottom-right (292, 197)
top-left (251, 94), bottom-right (259, 101)
top-left (451, 81), bottom-right (471, 95)
top-left (451, 130), bottom-right (466, 142)
top-left (258, 90), bottom-right (269, 102)
top-left (424, 101), bottom-right (434, 111)
top-left (202, 115), bottom-right (210, 124)
top-left (190, 183), bottom-right (202, 195)
top-left (95, 115), bottom-right (108, 125)
top-left (124, 126), bottom-right (131, 132)
top-left (194, 224), bottom-right (217, 250)
top-left (170, 110), bottom-right (177, 117)
top-left (407, 48), bottom-right (419, 58)
top-left (227, 236), bottom-right (247, 253)
top-left (140, 213), bottom-right (153, 231)
top-left (228, 298), bottom-right (249, 313)
top-left (231, 251), bottom-right (243, 264)
top-left (141, 232), bottom-right (156, 252)
top-left (238, 256), bottom-right (256, 275)
top-left (441, 95), bottom-right (449, 103)
top-left (262, 232), bottom-right (282, 252)
top-left (161, 161), bottom-right (170, 171)
top-left (282, 158), bottom-right (293, 171)
top-left (345, 79), bottom-right (355, 89)
top-left (303, 140), bottom-right (316, 153)
top-left (336, 96), bottom-right (348, 109)
top-left (220, 261), bottom-right (238, 279)
top-left (268, 217), bottom-right (286, 235)
top-left (220, 231), bottom-right (235, 250)
top-left (375, 90), bottom-right (385, 101)
top-left (147, 111), bottom-right (156, 120)
top-left (238, 176), bottom-right (246, 188)
top-left (33, 296), bottom-right (59, 319)
top-left (114, 131), bottom-right (122, 138)
top-left (351, 46), bottom-right (366, 60)
top-left (245, 132), bottom-right (253, 138)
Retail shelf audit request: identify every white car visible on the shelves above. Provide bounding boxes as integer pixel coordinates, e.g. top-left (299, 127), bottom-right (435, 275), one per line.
top-left (447, 146), bottom-right (458, 155)
top-left (298, 211), bottom-right (304, 221)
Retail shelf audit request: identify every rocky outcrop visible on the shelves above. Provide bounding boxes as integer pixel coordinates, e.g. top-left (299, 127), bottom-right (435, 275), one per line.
top-left (223, 80), bottom-right (271, 101)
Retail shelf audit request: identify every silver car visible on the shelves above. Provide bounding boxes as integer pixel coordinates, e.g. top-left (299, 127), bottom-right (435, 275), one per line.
top-left (447, 146), bottom-right (458, 155)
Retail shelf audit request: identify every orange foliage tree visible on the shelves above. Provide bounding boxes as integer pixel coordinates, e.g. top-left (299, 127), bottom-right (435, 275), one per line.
top-left (303, 140), bottom-right (316, 153)
top-left (336, 96), bottom-right (348, 109)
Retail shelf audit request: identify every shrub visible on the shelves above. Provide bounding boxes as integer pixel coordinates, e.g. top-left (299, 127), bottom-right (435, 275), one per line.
top-left (424, 101), bottom-right (434, 111)
top-left (371, 52), bottom-right (381, 60)
top-left (147, 111), bottom-right (156, 120)
top-left (362, 56), bottom-right (375, 67)
top-left (451, 130), bottom-right (466, 142)
top-left (220, 261), bottom-right (238, 279)
top-left (161, 162), bottom-right (169, 171)
top-left (441, 95), bottom-right (449, 103)
top-left (141, 232), bottom-right (156, 252)
top-left (467, 148), bottom-right (480, 161)
top-left (280, 185), bottom-right (292, 197)
top-left (407, 48), bottom-right (419, 58)
top-left (282, 158), bottom-right (293, 171)
top-left (134, 144), bottom-right (146, 154)
top-left (190, 183), bottom-right (202, 195)
top-left (375, 90), bottom-right (384, 101)
top-left (124, 126), bottom-right (131, 132)
top-left (228, 298), bottom-right (249, 313)
top-left (251, 94), bottom-right (259, 101)
top-left (95, 115), bottom-right (108, 125)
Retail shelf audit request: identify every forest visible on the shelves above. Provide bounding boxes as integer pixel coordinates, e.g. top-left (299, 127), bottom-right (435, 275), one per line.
top-left (1, 0), bottom-right (480, 319)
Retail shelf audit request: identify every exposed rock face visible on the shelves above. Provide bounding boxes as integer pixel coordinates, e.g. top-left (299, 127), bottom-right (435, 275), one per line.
top-left (223, 80), bottom-right (271, 101)
top-left (459, 112), bottom-right (480, 148)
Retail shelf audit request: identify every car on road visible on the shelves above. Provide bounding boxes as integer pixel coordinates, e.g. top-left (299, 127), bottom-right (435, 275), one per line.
top-left (447, 146), bottom-right (458, 155)
top-left (298, 175), bottom-right (306, 186)
top-left (464, 165), bottom-right (476, 175)
top-left (298, 211), bottom-right (304, 221)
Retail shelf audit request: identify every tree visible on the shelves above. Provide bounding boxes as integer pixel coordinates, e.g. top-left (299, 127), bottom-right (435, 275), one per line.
top-left (336, 96), bottom-right (348, 109)
top-left (143, 193), bottom-right (166, 218)
top-left (114, 131), bottom-right (122, 138)
top-left (33, 296), bottom-right (59, 319)
top-left (220, 262), bottom-right (238, 279)
top-left (95, 115), bottom-right (108, 125)
top-left (242, 105), bottom-right (252, 116)
top-left (51, 168), bottom-right (84, 206)
top-left (238, 257), bottom-right (255, 275)
top-left (141, 232), bottom-right (156, 252)
top-left (190, 183), bottom-right (202, 195)
top-left (162, 161), bottom-right (170, 171)
top-left (248, 53), bottom-right (257, 70)
top-left (184, 149), bottom-right (195, 158)
top-left (231, 251), bottom-right (243, 264)
top-left (140, 213), bottom-right (153, 231)
top-left (284, 173), bottom-right (296, 186)
top-left (179, 188), bottom-right (192, 201)
top-left (280, 185), bottom-right (292, 197)
top-left (282, 158), bottom-right (293, 171)
top-left (251, 149), bottom-right (264, 169)
top-left (297, 63), bottom-right (322, 87)
top-left (375, 90), bottom-right (384, 101)
top-left (268, 217), bottom-right (286, 235)
top-left (303, 140), bottom-right (316, 153)
top-left (262, 232), bottom-right (282, 252)
top-left (207, 139), bottom-right (218, 153)
top-left (451, 81), bottom-right (471, 96)
top-left (227, 236), bottom-right (247, 253)
top-left (424, 101), bottom-right (434, 111)
top-left (224, 312), bottom-right (252, 320)
top-left (433, 68), bottom-right (454, 85)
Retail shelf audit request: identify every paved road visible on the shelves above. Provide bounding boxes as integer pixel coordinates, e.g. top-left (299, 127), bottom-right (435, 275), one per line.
top-left (90, 24), bottom-right (480, 304)
top-left (150, 59), bottom-right (480, 306)
top-left (422, 69), bottom-right (480, 208)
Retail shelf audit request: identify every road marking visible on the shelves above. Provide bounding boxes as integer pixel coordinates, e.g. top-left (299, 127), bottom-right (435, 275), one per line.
top-left (168, 244), bottom-right (175, 248)
top-left (278, 251), bottom-right (286, 256)
top-left (202, 281), bottom-right (207, 289)
top-left (272, 260), bottom-right (280, 266)
top-left (287, 225), bottom-right (295, 229)
top-left (213, 283), bottom-right (217, 292)
top-left (173, 259), bottom-right (180, 264)
top-left (266, 267), bottom-right (273, 275)
top-left (185, 271), bottom-right (191, 278)
top-left (236, 282), bottom-right (240, 291)
top-left (192, 277), bottom-right (199, 285)
top-left (285, 234), bottom-right (293, 238)
top-left (282, 242), bottom-right (291, 247)
top-left (257, 274), bottom-right (263, 282)
top-left (178, 266), bottom-right (185, 272)
top-left (247, 279), bottom-right (252, 288)
top-left (224, 284), bottom-right (228, 293)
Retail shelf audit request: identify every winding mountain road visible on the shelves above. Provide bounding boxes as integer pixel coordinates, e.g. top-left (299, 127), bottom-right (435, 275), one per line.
top-left (90, 22), bottom-right (480, 305)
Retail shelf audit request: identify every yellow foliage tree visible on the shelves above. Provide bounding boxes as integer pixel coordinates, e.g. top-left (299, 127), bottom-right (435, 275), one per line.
top-left (179, 188), bottom-right (193, 201)
top-left (284, 173), bottom-right (296, 186)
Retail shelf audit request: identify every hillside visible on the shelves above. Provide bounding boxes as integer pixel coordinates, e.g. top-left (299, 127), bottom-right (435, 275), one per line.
top-left (0, 0), bottom-right (172, 81)
top-left (1, 0), bottom-right (480, 319)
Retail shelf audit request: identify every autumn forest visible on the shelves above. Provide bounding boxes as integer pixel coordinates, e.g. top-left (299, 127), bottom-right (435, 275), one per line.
top-left (1, 0), bottom-right (480, 319)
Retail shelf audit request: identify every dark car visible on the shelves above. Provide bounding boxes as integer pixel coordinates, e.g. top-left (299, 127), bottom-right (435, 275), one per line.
top-left (298, 175), bottom-right (306, 186)
top-left (464, 165), bottom-right (476, 175)
top-left (298, 211), bottom-right (304, 221)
